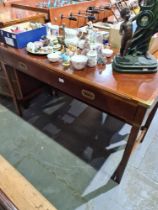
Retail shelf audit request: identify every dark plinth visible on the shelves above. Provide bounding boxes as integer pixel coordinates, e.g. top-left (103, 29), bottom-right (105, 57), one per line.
top-left (113, 54), bottom-right (158, 73)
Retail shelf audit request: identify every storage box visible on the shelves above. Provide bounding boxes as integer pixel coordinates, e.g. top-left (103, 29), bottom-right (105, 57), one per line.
top-left (109, 22), bottom-right (158, 53)
top-left (109, 23), bottom-right (121, 49)
top-left (0, 22), bottom-right (46, 48)
top-left (149, 33), bottom-right (158, 54)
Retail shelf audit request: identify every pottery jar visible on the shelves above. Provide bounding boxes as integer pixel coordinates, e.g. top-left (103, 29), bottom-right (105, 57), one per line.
top-left (87, 50), bottom-right (97, 67)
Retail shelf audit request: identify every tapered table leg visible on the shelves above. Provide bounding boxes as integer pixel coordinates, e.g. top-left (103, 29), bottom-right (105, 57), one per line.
top-left (111, 125), bottom-right (140, 183)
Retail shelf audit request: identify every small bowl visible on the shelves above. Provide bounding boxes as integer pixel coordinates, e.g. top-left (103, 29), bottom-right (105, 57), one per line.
top-left (47, 51), bottom-right (61, 62)
top-left (53, 44), bottom-right (61, 51)
top-left (102, 48), bottom-right (113, 57)
top-left (71, 55), bottom-right (88, 70)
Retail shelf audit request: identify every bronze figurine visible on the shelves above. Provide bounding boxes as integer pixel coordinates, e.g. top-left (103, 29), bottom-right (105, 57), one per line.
top-left (113, 0), bottom-right (158, 73)
top-left (119, 7), bottom-right (133, 56)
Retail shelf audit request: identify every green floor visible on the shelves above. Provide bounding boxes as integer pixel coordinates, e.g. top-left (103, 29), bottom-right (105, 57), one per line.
top-left (1, 92), bottom-right (158, 210)
top-left (0, 104), bottom-right (117, 210)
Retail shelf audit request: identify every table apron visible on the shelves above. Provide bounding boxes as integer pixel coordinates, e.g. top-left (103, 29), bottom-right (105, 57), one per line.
top-left (0, 51), bottom-right (147, 126)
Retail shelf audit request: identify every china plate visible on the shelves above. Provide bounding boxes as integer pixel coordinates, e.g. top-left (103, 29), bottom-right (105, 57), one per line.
top-left (26, 46), bottom-right (54, 55)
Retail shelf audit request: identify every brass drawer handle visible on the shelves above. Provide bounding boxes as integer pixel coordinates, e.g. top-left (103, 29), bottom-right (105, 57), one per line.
top-left (81, 89), bottom-right (95, 101)
top-left (18, 62), bottom-right (28, 71)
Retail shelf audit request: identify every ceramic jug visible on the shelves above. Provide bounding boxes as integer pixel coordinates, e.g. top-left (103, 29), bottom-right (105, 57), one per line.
top-left (64, 28), bottom-right (79, 47)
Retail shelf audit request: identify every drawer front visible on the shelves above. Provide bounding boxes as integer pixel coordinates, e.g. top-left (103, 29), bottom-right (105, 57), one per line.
top-left (0, 65), bottom-right (21, 98)
top-left (52, 76), bottom-right (138, 124)
top-left (1, 52), bottom-right (138, 124)
top-left (0, 77), bottom-right (10, 96)
top-left (0, 77), bottom-right (21, 98)
top-left (0, 67), bottom-right (4, 76)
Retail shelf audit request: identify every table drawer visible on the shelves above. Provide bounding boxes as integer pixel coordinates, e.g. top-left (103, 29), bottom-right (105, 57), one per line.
top-left (0, 65), bottom-right (21, 98)
top-left (0, 76), bottom-right (10, 96)
top-left (51, 75), bottom-right (138, 124)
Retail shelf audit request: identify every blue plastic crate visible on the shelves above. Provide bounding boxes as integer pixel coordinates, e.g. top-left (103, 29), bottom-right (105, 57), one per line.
top-left (0, 22), bottom-right (46, 48)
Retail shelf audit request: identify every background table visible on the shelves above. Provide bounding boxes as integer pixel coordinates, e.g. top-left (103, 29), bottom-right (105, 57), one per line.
top-left (11, 0), bottom-right (112, 26)
top-left (0, 5), bottom-right (46, 27)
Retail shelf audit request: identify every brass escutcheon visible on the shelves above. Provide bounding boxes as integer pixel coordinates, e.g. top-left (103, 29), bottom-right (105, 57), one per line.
top-left (81, 89), bottom-right (95, 100)
top-left (18, 62), bottom-right (28, 71)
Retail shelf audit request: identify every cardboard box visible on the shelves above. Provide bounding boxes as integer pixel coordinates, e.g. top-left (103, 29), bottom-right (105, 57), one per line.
top-left (0, 22), bottom-right (46, 48)
top-left (149, 33), bottom-right (158, 54)
top-left (109, 23), bottom-right (121, 49)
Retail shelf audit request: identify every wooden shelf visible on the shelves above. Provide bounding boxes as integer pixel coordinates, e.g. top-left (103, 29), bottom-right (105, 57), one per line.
top-left (0, 155), bottom-right (57, 210)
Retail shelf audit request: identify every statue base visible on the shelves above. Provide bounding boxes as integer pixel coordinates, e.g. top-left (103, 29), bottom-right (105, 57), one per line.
top-left (113, 54), bottom-right (158, 73)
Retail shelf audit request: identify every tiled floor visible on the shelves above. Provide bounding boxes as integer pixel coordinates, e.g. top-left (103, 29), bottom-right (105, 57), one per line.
top-left (0, 91), bottom-right (158, 210)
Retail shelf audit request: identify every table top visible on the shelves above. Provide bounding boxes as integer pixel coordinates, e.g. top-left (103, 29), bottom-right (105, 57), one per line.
top-left (0, 44), bottom-right (158, 108)
top-left (11, 0), bottom-right (49, 13)
top-left (0, 5), bottom-right (45, 27)
top-left (10, 0), bottom-right (112, 25)
top-left (11, 0), bottom-right (95, 9)
top-left (11, 0), bottom-right (109, 14)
